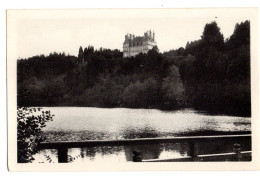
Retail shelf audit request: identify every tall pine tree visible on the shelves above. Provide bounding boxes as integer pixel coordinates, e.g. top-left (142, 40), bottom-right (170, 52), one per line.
top-left (78, 46), bottom-right (84, 63)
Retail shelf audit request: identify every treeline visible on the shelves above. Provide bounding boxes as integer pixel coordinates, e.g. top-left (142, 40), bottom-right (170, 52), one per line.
top-left (17, 20), bottom-right (251, 116)
top-left (18, 47), bottom-right (185, 110)
top-left (164, 21), bottom-right (250, 116)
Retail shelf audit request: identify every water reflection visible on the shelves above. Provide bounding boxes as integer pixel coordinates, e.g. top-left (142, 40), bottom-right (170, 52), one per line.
top-left (162, 143), bottom-right (188, 156)
top-left (34, 136), bottom-right (251, 163)
top-left (121, 126), bottom-right (160, 139)
top-left (32, 107), bottom-right (251, 163)
top-left (124, 144), bottom-right (162, 161)
top-left (64, 144), bottom-right (184, 163)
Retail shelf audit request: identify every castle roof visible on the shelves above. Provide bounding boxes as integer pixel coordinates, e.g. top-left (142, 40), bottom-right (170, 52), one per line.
top-left (124, 30), bottom-right (155, 45)
top-left (124, 36), bottom-right (145, 44)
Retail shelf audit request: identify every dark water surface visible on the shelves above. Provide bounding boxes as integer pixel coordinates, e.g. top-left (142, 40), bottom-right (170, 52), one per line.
top-left (33, 107), bottom-right (251, 163)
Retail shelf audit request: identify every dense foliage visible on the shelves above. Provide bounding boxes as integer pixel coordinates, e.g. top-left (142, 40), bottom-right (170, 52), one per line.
top-left (178, 21), bottom-right (250, 116)
top-left (17, 21), bottom-right (251, 116)
top-left (17, 107), bottom-right (54, 163)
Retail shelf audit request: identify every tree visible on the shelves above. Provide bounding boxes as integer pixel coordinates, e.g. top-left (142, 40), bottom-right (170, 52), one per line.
top-left (201, 21), bottom-right (224, 52)
top-left (78, 46), bottom-right (84, 63)
top-left (161, 65), bottom-right (186, 109)
top-left (185, 39), bottom-right (202, 56)
top-left (225, 20), bottom-right (250, 50)
top-left (17, 107), bottom-right (54, 163)
top-left (177, 47), bottom-right (185, 56)
top-left (83, 45), bottom-right (94, 63)
top-left (152, 45), bottom-right (159, 52)
top-left (122, 78), bottom-right (160, 108)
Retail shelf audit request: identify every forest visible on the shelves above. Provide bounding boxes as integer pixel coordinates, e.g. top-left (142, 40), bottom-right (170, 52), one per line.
top-left (17, 21), bottom-right (251, 117)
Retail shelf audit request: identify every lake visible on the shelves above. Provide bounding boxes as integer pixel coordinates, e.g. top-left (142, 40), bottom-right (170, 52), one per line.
top-left (33, 107), bottom-right (251, 163)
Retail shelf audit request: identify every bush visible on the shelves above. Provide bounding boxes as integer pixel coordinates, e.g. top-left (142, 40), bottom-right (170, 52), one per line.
top-left (17, 107), bottom-right (54, 163)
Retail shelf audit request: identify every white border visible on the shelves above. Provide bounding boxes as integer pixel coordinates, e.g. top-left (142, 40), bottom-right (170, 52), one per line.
top-left (1, 0), bottom-right (260, 175)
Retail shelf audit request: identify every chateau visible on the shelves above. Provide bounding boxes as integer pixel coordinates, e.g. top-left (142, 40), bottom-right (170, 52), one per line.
top-left (123, 30), bottom-right (157, 58)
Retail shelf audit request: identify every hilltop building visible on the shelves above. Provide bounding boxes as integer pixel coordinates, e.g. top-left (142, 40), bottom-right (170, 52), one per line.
top-left (123, 30), bottom-right (157, 58)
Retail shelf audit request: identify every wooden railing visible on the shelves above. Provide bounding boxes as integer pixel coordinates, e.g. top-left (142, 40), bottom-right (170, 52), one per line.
top-left (39, 134), bottom-right (251, 163)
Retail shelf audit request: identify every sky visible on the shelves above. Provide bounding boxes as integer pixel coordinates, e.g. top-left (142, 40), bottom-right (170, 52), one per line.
top-left (9, 8), bottom-right (255, 58)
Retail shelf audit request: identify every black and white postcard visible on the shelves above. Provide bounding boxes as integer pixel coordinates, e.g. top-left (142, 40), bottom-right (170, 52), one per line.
top-left (7, 8), bottom-right (259, 171)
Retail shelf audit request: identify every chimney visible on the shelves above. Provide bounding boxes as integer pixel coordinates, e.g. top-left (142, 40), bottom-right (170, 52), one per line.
top-left (129, 34), bottom-right (131, 40)
top-left (153, 32), bottom-right (155, 41)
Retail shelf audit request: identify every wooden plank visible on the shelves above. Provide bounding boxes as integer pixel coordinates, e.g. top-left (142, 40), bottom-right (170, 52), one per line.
top-left (39, 134), bottom-right (251, 149)
top-left (143, 156), bottom-right (193, 162)
top-left (196, 151), bottom-right (252, 161)
top-left (142, 151), bottom-right (252, 162)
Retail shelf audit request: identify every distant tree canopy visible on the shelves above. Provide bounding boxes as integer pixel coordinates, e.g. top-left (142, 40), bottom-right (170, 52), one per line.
top-left (17, 20), bottom-right (251, 117)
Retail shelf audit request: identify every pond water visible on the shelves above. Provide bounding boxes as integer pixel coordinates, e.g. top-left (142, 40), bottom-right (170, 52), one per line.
top-left (33, 107), bottom-right (251, 163)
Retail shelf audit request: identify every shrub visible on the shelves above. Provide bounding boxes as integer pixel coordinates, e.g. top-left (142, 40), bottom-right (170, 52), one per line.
top-left (17, 107), bottom-right (54, 163)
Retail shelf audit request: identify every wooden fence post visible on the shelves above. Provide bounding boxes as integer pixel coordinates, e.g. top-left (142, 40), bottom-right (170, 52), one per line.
top-left (58, 147), bottom-right (68, 163)
top-left (132, 151), bottom-right (142, 162)
top-left (233, 143), bottom-right (242, 161)
top-left (188, 142), bottom-right (198, 161)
